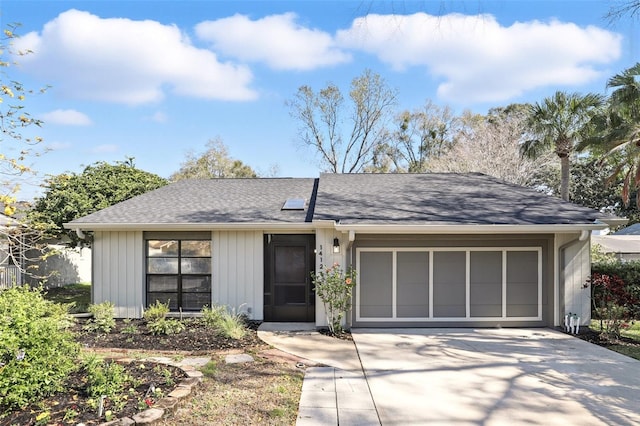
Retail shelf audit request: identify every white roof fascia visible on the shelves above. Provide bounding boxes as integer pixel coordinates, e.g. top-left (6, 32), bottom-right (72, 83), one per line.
top-left (596, 217), bottom-right (628, 227)
top-left (63, 222), bottom-right (323, 232)
top-left (333, 223), bottom-right (609, 234)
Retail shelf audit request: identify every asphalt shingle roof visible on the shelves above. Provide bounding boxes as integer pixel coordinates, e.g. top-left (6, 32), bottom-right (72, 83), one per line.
top-left (313, 173), bottom-right (609, 225)
top-left (69, 178), bottom-right (317, 225)
top-left (68, 173), bottom-right (614, 228)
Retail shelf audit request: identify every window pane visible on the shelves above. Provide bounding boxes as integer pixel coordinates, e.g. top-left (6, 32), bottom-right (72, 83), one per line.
top-left (147, 293), bottom-right (178, 310)
top-left (147, 240), bottom-right (178, 257)
top-left (182, 293), bottom-right (211, 310)
top-left (181, 240), bottom-right (211, 257)
top-left (274, 246), bottom-right (306, 283)
top-left (148, 276), bottom-right (178, 292)
top-left (181, 258), bottom-right (211, 274)
top-left (183, 276), bottom-right (211, 292)
top-left (148, 258), bottom-right (179, 274)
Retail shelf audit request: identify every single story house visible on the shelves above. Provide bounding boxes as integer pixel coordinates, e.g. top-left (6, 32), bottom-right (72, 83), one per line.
top-left (64, 173), bottom-right (624, 328)
top-left (592, 223), bottom-right (640, 262)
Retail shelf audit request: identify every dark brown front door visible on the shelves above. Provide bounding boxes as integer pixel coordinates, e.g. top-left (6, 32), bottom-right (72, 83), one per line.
top-left (264, 234), bottom-right (315, 322)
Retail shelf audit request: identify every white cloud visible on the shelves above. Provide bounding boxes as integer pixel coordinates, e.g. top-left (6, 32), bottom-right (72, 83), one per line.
top-left (91, 144), bottom-right (119, 154)
top-left (14, 9), bottom-right (257, 105)
top-left (46, 141), bottom-right (72, 151)
top-left (336, 13), bottom-right (622, 103)
top-left (147, 111), bottom-right (168, 123)
top-left (41, 109), bottom-right (92, 126)
top-left (195, 13), bottom-right (351, 70)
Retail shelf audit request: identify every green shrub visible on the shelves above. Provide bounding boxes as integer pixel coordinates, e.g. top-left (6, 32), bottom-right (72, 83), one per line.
top-left (200, 304), bottom-right (226, 328)
top-left (217, 312), bottom-right (247, 339)
top-left (200, 304), bottom-right (247, 339)
top-left (143, 300), bottom-right (170, 322)
top-left (83, 354), bottom-right (129, 399)
top-left (0, 286), bottom-right (80, 411)
top-left (147, 318), bottom-right (185, 335)
top-left (84, 301), bottom-right (116, 333)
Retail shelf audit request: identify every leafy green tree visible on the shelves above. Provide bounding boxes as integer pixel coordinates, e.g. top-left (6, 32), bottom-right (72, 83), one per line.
top-left (170, 137), bottom-right (257, 180)
top-left (521, 91), bottom-right (604, 201)
top-left (287, 69), bottom-right (397, 173)
top-left (29, 160), bottom-right (167, 246)
top-left (579, 63), bottom-right (640, 207)
top-left (535, 156), bottom-right (640, 225)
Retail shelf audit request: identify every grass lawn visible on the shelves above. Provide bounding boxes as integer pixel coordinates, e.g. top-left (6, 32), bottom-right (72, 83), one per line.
top-left (589, 319), bottom-right (640, 360)
top-left (159, 354), bottom-right (303, 426)
top-left (43, 282), bottom-right (91, 313)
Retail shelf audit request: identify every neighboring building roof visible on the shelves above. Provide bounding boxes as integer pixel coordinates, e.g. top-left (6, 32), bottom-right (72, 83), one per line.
top-left (612, 223), bottom-right (640, 235)
top-left (68, 178), bottom-right (317, 226)
top-left (66, 173), bottom-right (620, 230)
top-left (592, 235), bottom-right (640, 254)
top-left (313, 173), bottom-right (612, 226)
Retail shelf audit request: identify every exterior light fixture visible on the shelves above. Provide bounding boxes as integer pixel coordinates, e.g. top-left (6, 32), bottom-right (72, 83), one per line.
top-left (333, 238), bottom-right (340, 253)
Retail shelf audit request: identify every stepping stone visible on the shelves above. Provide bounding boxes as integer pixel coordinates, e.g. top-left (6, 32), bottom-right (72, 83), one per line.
top-left (179, 357), bottom-right (211, 368)
top-left (225, 353), bottom-right (255, 364)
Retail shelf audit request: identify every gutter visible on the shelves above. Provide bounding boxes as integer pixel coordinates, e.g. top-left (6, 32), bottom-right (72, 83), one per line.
top-left (333, 223), bottom-right (609, 234)
top-left (66, 220), bottom-right (613, 235)
top-left (63, 220), bottom-right (335, 232)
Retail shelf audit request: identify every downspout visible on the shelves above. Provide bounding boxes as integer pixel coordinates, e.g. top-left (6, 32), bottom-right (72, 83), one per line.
top-left (76, 229), bottom-right (85, 240)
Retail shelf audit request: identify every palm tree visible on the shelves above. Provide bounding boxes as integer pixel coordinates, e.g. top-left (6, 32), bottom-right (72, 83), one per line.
top-left (521, 91), bottom-right (604, 201)
top-left (578, 63), bottom-right (640, 207)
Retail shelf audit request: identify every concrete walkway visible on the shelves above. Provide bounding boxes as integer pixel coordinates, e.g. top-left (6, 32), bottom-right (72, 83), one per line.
top-left (258, 323), bottom-right (380, 425)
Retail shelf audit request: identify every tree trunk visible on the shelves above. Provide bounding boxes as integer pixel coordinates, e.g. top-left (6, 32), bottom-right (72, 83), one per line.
top-left (560, 154), bottom-right (570, 201)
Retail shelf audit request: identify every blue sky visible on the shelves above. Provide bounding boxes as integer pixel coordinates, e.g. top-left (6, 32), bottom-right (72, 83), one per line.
top-left (2, 0), bottom-right (638, 200)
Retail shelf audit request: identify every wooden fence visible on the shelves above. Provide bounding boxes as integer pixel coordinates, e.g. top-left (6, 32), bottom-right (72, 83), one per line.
top-left (0, 265), bottom-right (22, 290)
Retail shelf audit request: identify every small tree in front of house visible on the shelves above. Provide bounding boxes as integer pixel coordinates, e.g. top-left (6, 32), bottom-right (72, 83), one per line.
top-left (311, 263), bottom-right (356, 335)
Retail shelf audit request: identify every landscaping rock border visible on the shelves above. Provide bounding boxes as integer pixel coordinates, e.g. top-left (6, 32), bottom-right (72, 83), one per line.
top-left (99, 357), bottom-right (208, 426)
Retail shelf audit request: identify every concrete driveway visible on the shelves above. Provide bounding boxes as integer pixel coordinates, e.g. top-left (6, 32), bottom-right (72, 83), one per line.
top-left (352, 328), bottom-right (640, 425)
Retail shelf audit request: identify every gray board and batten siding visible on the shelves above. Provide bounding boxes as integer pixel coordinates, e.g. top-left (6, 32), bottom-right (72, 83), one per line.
top-left (351, 234), bottom-right (552, 328)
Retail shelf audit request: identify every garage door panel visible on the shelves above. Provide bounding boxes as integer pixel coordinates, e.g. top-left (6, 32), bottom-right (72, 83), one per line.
top-left (433, 252), bottom-right (465, 318)
top-left (470, 252), bottom-right (502, 317)
top-left (397, 252), bottom-right (429, 318)
top-left (360, 252), bottom-right (393, 318)
top-left (506, 251), bottom-right (538, 317)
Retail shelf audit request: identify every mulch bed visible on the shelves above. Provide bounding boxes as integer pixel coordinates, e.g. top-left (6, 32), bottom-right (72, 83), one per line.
top-left (1, 360), bottom-right (186, 426)
top-left (74, 318), bottom-right (267, 353)
top-left (570, 326), bottom-right (640, 351)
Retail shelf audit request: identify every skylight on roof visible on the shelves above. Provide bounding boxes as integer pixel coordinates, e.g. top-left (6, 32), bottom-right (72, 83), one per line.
top-left (282, 198), bottom-right (305, 210)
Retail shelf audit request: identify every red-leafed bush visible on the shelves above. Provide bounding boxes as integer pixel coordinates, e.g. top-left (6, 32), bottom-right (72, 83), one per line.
top-left (589, 273), bottom-right (639, 338)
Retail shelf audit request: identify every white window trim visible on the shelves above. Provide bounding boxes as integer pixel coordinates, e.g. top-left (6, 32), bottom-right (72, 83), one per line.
top-left (355, 246), bottom-right (543, 322)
